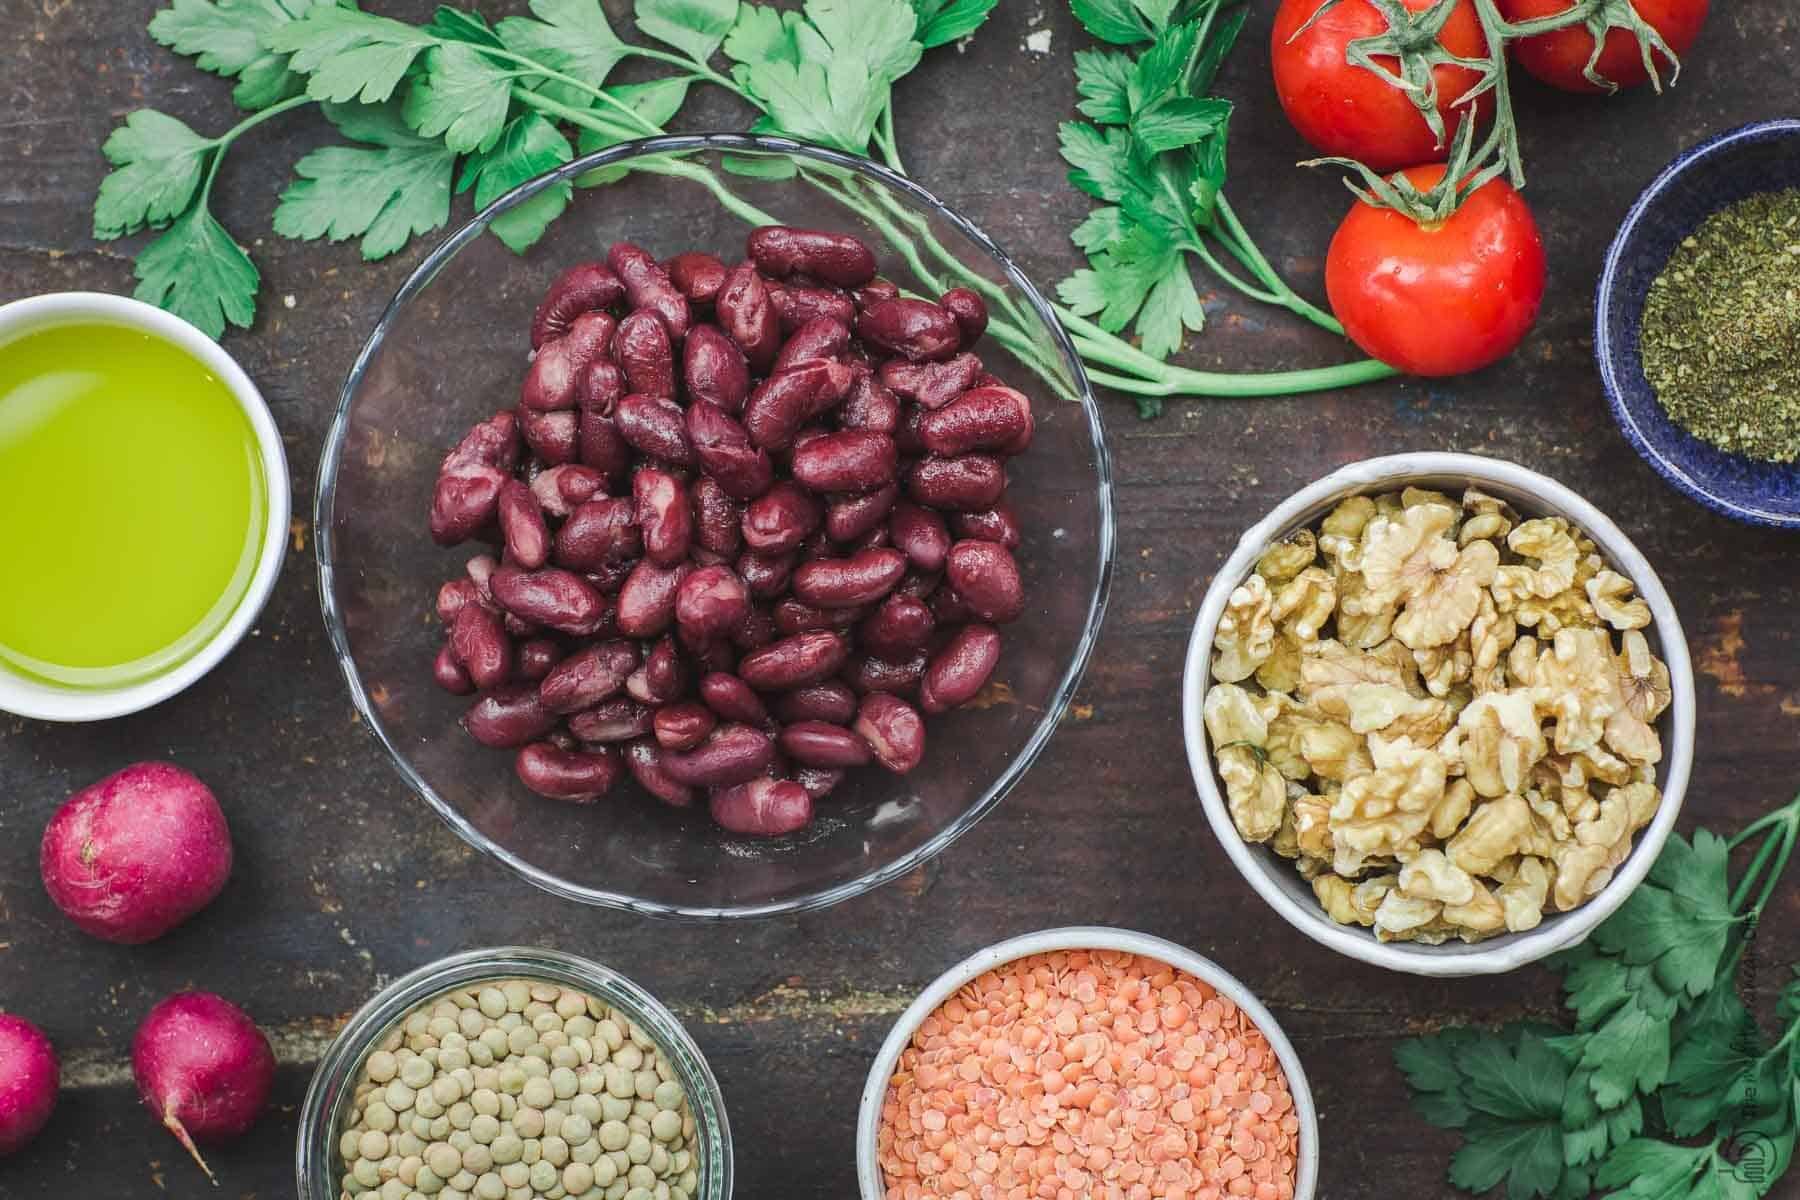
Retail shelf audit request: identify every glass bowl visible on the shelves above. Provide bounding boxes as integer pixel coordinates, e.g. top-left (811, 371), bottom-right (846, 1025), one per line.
top-left (316, 135), bottom-right (1114, 917)
top-left (295, 946), bottom-right (732, 1200)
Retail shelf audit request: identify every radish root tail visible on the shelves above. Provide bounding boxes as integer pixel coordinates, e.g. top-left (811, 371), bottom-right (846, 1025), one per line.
top-left (163, 1109), bottom-right (218, 1187)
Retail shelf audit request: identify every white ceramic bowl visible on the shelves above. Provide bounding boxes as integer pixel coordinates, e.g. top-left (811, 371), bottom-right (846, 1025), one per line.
top-left (1182, 452), bottom-right (1696, 977)
top-left (856, 926), bottom-right (1320, 1200)
top-left (0, 293), bottom-right (289, 722)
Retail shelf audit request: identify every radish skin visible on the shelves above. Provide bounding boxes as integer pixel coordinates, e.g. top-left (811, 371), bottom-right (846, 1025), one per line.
top-left (0, 1014), bottom-right (58, 1156)
top-left (39, 762), bottom-right (232, 944)
top-left (131, 992), bottom-right (274, 1186)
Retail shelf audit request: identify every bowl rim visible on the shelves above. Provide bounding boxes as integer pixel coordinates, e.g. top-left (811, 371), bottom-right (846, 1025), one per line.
top-left (853, 925), bottom-right (1320, 1200)
top-left (293, 945), bottom-right (732, 1200)
top-left (315, 133), bottom-right (1115, 919)
top-left (1595, 117), bottom-right (1800, 530)
top-left (0, 291), bottom-right (291, 722)
top-left (1180, 452), bottom-right (1696, 977)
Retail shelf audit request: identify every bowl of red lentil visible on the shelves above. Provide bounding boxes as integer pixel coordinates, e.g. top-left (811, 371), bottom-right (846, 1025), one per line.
top-left (857, 927), bottom-right (1317, 1200)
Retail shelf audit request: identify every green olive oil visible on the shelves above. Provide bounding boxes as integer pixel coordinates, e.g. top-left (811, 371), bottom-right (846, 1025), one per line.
top-left (0, 321), bottom-right (267, 688)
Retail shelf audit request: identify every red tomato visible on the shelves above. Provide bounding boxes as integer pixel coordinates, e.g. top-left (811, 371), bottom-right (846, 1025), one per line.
top-left (1325, 165), bottom-right (1547, 377)
top-left (1500, 0), bottom-right (1708, 93)
top-left (1271, 0), bottom-right (1493, 172)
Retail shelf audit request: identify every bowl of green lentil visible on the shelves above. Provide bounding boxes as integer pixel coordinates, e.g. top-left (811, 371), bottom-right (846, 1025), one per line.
top-left (1596, 118), bottom-right (1800, 529)
top-left (295, 946), bottom-right (730, 1200)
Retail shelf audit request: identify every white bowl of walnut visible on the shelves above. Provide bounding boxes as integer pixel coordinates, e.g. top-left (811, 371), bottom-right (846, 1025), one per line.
top-left (1181, 453), bottom-right (1695, 977)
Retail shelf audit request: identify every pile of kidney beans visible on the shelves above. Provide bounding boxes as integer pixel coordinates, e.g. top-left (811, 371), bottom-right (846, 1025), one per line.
top-left (428, 227), bottom-right (1033, 837)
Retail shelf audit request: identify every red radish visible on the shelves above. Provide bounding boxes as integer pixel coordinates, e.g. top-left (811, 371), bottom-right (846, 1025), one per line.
top-left (132, 992), bottom-right (274, 1184)
top-left (0, 1014), bottom-right (58, 1156)
top-left (39, 762), bottom-right (232, 944)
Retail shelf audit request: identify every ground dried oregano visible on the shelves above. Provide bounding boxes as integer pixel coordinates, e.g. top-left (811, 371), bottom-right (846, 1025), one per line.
top-left (1639, 187), bottom-right (1800, 463)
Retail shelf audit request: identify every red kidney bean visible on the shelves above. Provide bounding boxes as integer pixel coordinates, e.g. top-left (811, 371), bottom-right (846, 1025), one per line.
top-left (444, 410), bottom-right (521, 474)
top-left (532, 262), bottom-right (626, 350)
top-left (438, 577), bottom-right (482, 625)
top-left (674, 564), bottom-right (751, 640)
top-left (896, 568), bottom-right (941, 601)
top-left (741, 482), bottom-right (821, 554)
top-left (766, 281), bottom-right (857, 335)
top-left (431, 465), bottom-right (506, 545)
top-left (845, 648), bottom-right (928, 697)
top-left (627, 635), bottom-right (685, 707)
top-left (857, 298), bottom-right (961, 362)
top-left (794, 766), bottom-right (844, 800)
top-left (880, 352), bottom-right (981, 410)
top-left (930, 585), bottom-right (975, 625)
top-left (463, 685), bottom-right (559, 748)
top-left (664, 251), bottom-right (728, 305)
top-left (736, 549), bottom-right (796, 599)
top-left (577, 406), bottom-right (632, 488)
top-left (716, 263), bottom-right (780, 371)
top-left (772, 598), bottom-right (865, 635)
top-left (612, 311), bottom-right (676, 399)
top-left (773, 316), bottom-right (851, 374)
top-left (790, 431), bottom-right (897, 493)
top-left (614, 394), bottom-right (694, 467)
top-left (895, 402), bottom-right (928, 456)
top-left (615, 559), bottom-right (688, 637)
top-left (680, 629), bottom-right (737, 675)
top-left (686, 401), bottom-right (773, 499)
top-left (691, 476), bottom-right (744, 558)
top-left (888, 501), bottom-right (952, 573)
top-left (491, 565), bottom-right (608, 635)
top-left (947, 540), bottom-right (1024, 623)
top-left (797, 529), bottom-right (834, 562)
top-left (824, 484), bottom-right (898, 544)
top-left (515, 742), bottom-right (621, 802)
top-left (779, 721), bottom-right (873, 768)
top-left (503, 611), bottom-right (541, 639)
top-left (921, 622), bottom-right (1004, 713)
top-left (632, 468), bottom-right (692, 567)
top-left (530, 464), bottom-right (605, 518)
top-left (623, 739), bottom-right (696, 807)
top-left (738, 630), bottom-right (849, 690)
top-left (732, 604), bottom-right (778, 650)
top-left (580, 358), bottom-right (626, 415)
top-left (683, 324), bottom-right (750, 412)
top-left (498, 479), bottom-right (551, 570)
top-left (919, 385), bottom-right (1033, 456)
top-left (434, 644), bottom-right (475, 694)
top-left (554, 497), bottom-right (640, 570)
top-left (652, 702), bottom-right (716, 752)
top-left (792, 548), bottom-right (906, 609)
top-left (568, 698), bottom-right (654, 743)
top-left (606, 242), bottom-right (690, 340)
top-left (743, 361), bottom-right (852, 450)
top-left (582, 561), bottom-right (635, 598)
top-left (699, 672), bottom-right (768, 725)
top-left (515, 638), bottom-right (564, 682)
top-left (520, 338), bottom-right (585, 411)
top-left (952, 498), bottom-right (1022, 549)
top-left (775, 681), bottom-right (857, 726)
top-left (907, 454), bottom-right (1005, 510)
top-left (661, 724), bottom-right (775, 787)
top-left (562, 311), bottom-right (618, 370)
top-left (538, 639), bottom-right (638, 714)
top-left (859, 594), bottom-right (935, 659)
top-left (939, 288), bottom-right (989, 348)
top-left (748, 226), bottom-right (878, 287)
top-left (519, 409), bottom-right (577, 466)
top-left (837, 369), bottom-right (899, 434)
top-left (852, 277), bottom-right (900, 311)
top-left (854, 693), bottom-right (926, 773)
top-left (466, 554), bottom-right (498, 603)
top-left (709, 777), bottom-right (812, 836)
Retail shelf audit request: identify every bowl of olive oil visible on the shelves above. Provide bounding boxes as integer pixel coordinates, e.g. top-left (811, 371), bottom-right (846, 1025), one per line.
top-left (0, 294), bottom-right (288, 721)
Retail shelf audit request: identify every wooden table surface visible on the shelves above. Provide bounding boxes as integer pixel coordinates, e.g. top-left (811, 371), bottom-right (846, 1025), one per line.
top-left (3, 1), bottom-right (1798, 1196)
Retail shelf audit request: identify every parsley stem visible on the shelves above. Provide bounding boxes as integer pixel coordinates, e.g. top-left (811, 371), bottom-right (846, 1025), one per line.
top-left (487, 47), bottom-right (665, 137)
top-left (877, 105), bottom-right (905, 176)
top-left (629, 45), bottom-right (757, 105)
top-left (1081, 355), bottom-right (1400, 398)
top-left (1213, 196), bottom-right (1345, 336)
top-left (200, 92), bottom-right (313, 202)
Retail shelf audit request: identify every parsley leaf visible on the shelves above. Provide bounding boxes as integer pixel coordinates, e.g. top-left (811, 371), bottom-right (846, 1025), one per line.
top-left (1132, 95), bottom-right (1231, 155)
top-left (1662, 981), bottom-right (1765, 1136)
top-left (908, 0), bottom-right (999, 48)
top-left (404, 41), bottom-right (514, 154)
top-left (273, 101), bottom-right (457, 260)
top-left (133, 205), bottom-right (259, 338)
top-left (1590, 831), bottom-right (1737, 1002)
top-left (266, 7), bottom-right (435, 104)
top-left (1594, 1139), bottom-right (1718, 1198)
top-left (497, 0), bottom-right (631, 109)
top-left (635, 0), bottom-right (740, 63)
top-left (459, 113), bottom-right (574, 253)
top-left (722, 3), bottom-right (803, 64)
top-left (572, 77), bottom-right (693, 184)
top-left (1074, 48), bottom-right (1135, 125)
top-left (424, 6), bottom-right (504, 47)
top-left (148, 0), bottom-right (344, 110)
top-left (93, 110), bottom-right (214, 239)
top-left (1128, 19), bottom-right (1197, 106)
top-left (1071, 0), bottom-right (1156, 44)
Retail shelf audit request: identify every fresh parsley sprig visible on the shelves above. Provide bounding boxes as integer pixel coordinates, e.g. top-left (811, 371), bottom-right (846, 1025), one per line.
top-left (1399, 793), bottom-right (1800, 1200)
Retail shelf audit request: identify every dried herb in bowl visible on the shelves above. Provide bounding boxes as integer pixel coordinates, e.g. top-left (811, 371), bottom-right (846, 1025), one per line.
top-left (1639, 188), bottom-right (1800, 464)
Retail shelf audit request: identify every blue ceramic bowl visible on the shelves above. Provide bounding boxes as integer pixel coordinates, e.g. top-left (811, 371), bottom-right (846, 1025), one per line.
top-left (1596, 118), bottom-right (1800, 529)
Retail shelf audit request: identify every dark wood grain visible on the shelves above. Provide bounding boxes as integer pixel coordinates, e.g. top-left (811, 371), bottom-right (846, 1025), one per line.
top-left (2, 1), bottom-right (1798, 1197)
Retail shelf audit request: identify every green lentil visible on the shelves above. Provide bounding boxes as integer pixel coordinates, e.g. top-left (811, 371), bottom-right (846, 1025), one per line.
top-left (1640, 187), bottom-right (1800, 462)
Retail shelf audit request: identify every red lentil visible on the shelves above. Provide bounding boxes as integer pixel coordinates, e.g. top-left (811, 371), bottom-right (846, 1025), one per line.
top-left (877, 949), bottom-right (1299, 1200)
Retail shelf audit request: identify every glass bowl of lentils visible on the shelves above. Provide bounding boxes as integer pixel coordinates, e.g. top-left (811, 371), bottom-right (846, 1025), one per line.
top-left (316, 134), bottom-right (1113, 918)
top-left (295, 946), bottom-right (731, 1200)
